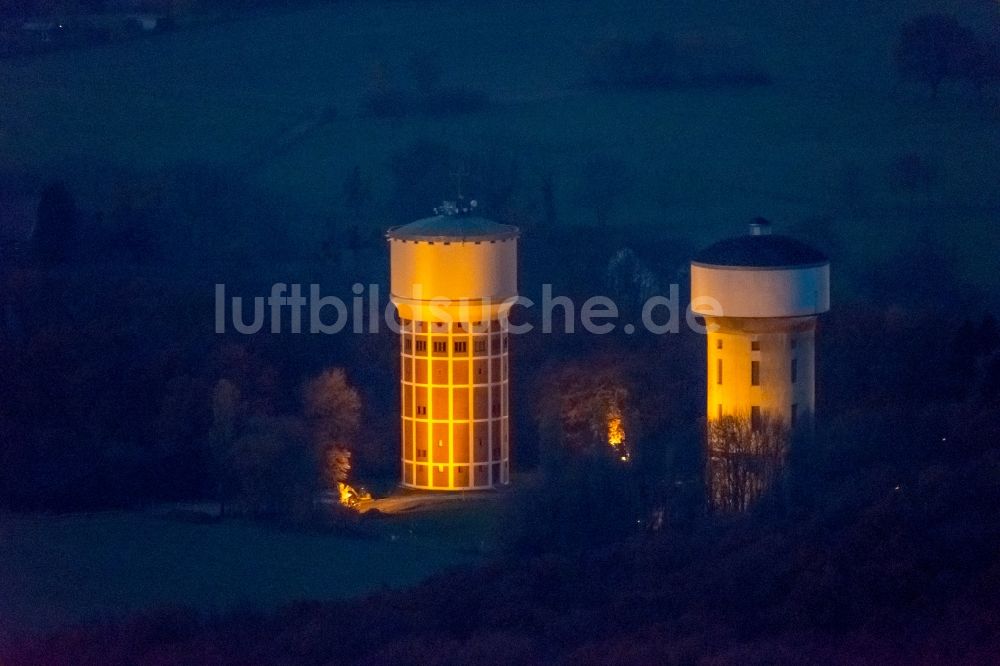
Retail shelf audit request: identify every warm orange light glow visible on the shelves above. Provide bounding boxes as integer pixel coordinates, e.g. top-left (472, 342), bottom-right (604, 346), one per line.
top-left (338, 481), bottom-right (359, 508)
top-left (606, 408), bottom-right (629, 462)
top-left (607, 415), bottom-right (624, 446)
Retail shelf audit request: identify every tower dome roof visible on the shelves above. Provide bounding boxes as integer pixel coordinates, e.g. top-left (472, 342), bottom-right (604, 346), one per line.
top-left (387, 214), bottom-right (519, 243)
top-left (692, 218), bottom-right (827, 269)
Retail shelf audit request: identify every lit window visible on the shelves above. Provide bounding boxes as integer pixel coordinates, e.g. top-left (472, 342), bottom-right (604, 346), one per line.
top-left (415, 340), bottom-right (427, 352)
top-left (791, 359), bottom-right (798, 384)
top-left (454, 341), bottom-right (467, 353)
top-left (433, 341), bottom-right (447, 353)
top-left (751, 361), bottom-right (760, 386)
top-left (751, 340), bottom-right (760, 351)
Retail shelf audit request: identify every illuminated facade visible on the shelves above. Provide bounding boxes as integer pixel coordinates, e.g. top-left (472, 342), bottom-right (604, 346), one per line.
top-left (691, 219), bottom-right (830, 429)
top-left (388, 204), bottom-right (519, 490)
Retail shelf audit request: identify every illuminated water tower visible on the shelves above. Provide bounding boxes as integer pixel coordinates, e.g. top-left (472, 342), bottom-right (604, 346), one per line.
top-left (690, 218), bottom-right (830, 431)
top-left (387, 201), bottom-right (519, 490)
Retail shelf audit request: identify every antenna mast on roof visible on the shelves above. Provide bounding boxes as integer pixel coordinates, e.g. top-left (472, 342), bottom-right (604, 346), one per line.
top-left (449, 165), bottom-right (469, 199)
top-left (436, 164), bottom-right (478, 216)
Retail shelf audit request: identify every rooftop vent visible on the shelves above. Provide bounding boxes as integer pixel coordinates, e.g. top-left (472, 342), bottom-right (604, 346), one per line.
top-left (749, 217), bottom-right (772, 236)
top-left (434, 198), bottom-right (478, 217)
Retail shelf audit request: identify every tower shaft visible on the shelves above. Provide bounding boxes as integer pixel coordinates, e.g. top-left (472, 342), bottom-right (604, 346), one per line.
top-left (704, 316), bottom-right (817, 429)
top-left (399, 318), bottom-right (509, 489)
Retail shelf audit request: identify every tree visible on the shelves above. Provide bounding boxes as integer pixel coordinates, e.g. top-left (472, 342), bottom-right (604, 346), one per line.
top-left (706, 412), bottom-right (789, 513)
top-left (606, 248), bottom-right (660, 322)
top-left (537, 363), bottom-right (635, 460)
top-left (33, 180), bottom-right (77, 265)
top-left (894, 14), bottom-right (974, 98)
top-left (231, 415), bottom-right (315, 519)
top-left (326, 445), bottom-right (351, 485)
top-left (303, 368), bottom-right (361, 480)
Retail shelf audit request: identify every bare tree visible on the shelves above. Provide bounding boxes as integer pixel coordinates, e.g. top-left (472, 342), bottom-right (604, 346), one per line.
top-left (706, 411), bottom-right (789, 512)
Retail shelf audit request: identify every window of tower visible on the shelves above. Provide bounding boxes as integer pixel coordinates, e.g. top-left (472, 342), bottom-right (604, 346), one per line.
top-left (751, 406), bottom-right (762, 431)
top-left (432, 340), bottom-right (447, 354)
top-left (717, 359), bottom-right (723, 384)
top-left (791, 359), bottom-right (798, 384)
top-left (791, 403), bottom-right (798, 428)
top-left (751, 340), bottom-right (760, 351)
top-left (454, 341), bottom-right (467, 353)
top-left (751, 361), bottom-right (760, 386)
top-left (415, 339), bottom-right (427, 353)
top-left (473, 361), bottom-right (488, 384)
top-left (716, 339), bottom-right (723, 350)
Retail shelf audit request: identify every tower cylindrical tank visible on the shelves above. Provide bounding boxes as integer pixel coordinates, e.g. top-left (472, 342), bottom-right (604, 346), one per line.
top-left (690, 218), bottom-right (830, 429)
top-left (388, 207), bottom-right (519, 490)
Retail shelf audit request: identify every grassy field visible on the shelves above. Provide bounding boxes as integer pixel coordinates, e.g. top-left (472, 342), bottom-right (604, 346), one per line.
top-left (1, 0), bottom-right (998, 291)
top-left (0, 505), bottom-right (501, 639)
